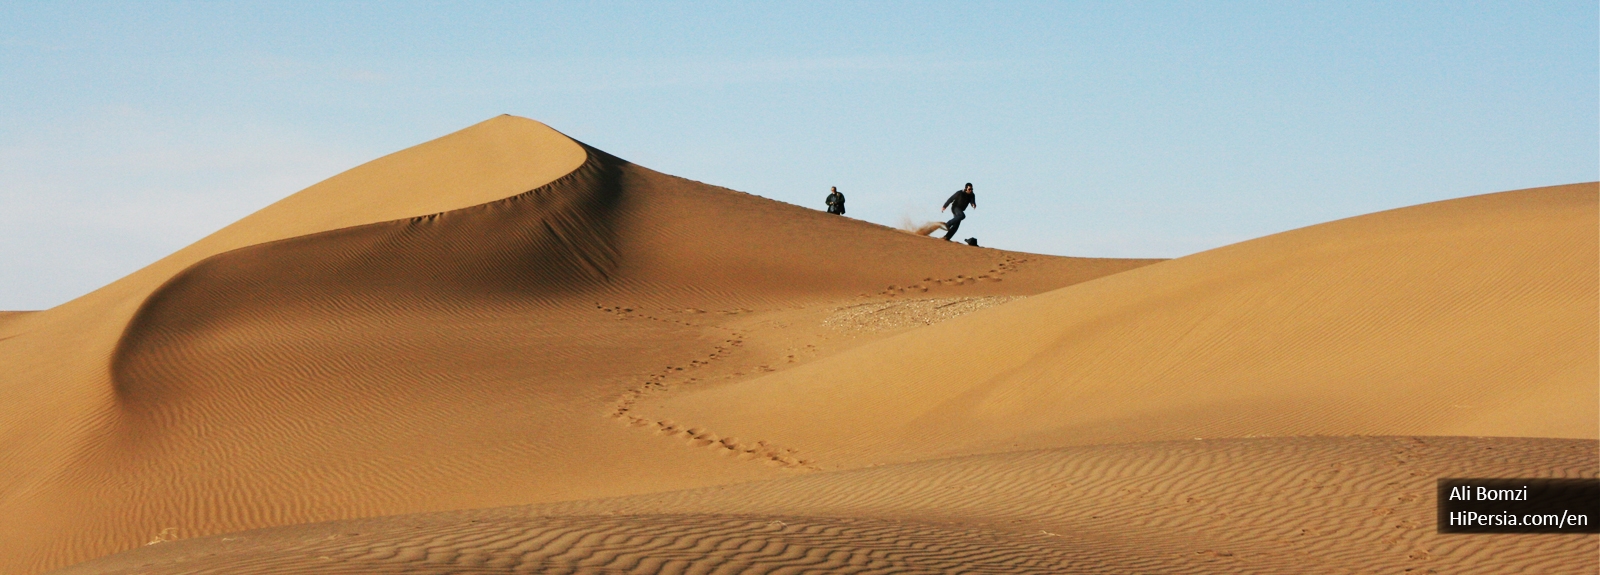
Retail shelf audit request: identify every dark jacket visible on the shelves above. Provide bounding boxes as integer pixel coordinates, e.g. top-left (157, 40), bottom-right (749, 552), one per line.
top-left (943, 190), bottom-right (975, 211)
top-left (826, 191), bottom-right (846, 214)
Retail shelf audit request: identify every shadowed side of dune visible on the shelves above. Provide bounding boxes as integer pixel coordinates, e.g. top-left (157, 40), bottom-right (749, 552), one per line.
top-left (51, 436), bottom-right (1599, 575)
top-left (654, 183), bottom-right (1600, 467)
top-left (112, 146), bottom-right (627, 407)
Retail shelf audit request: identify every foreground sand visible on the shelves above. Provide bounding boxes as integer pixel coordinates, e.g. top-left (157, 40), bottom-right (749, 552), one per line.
top-left (52, 437), bottom-right (1600, 574)
top-left (1, 117), bottom-right (1594, 574)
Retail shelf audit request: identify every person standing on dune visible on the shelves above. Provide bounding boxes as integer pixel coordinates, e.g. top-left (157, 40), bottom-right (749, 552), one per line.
top-left (940, 183), bottom-right (976, 240)
top-left (825, 186), bottom-right (846, 215)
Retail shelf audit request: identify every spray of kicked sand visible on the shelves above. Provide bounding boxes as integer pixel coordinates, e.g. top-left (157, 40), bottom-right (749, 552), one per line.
top-left (912, 222), bottom-right (947, 236)
top-left (897, 216), bottom-right (947, 237)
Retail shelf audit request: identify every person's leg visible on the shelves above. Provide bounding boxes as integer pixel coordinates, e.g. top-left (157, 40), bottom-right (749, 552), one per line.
top-left (943, 210), bottom-right (965, 240)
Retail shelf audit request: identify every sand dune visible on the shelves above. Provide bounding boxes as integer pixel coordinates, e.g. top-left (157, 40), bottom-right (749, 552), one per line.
top-left (0, 117), bottom-right (1153, 573)
top-left (0, 116), bottom-right (584, 572)
top-left (653, 183), bottom-right (1598, 468)
top-left (4, 116), bottom-right (1593, 574)
top-left (55, 436), bottom-right (1598, 574)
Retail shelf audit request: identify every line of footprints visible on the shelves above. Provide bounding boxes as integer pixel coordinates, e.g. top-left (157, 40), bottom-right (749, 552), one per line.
top-left (608, 337), bottom-right (743, 419)
top-left (876, 256), bottom-right (1027, 297)
top-left (605, 330), bottom-right (817, 471)
top-left (617, 415), bottom-right (817, 470)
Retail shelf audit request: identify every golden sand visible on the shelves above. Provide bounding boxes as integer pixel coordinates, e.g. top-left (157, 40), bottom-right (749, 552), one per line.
top-left (2, 117), bottom-right (1593, 574)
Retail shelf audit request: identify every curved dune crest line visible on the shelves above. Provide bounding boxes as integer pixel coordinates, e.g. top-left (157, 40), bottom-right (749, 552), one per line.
top-left (1, 116), bottom-right (1155, 574)
top-left (656, 183), bottom-right (1600, 467)
top-left (136, 114), bottom-right (591, 266)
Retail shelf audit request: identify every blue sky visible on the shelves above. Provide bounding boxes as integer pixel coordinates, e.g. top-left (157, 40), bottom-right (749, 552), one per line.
top-left (2, 2), bottom-right (1595, 310)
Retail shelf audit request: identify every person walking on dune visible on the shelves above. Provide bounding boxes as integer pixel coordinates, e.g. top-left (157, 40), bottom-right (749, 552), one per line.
top-left (825, 186), bottom-right (846, 215)
top-left (940, 183), bottom-right (976, 240)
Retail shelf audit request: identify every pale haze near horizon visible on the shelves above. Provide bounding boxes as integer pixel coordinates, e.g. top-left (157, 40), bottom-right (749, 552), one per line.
top-left (1, 2), bottom-right (1595, 310)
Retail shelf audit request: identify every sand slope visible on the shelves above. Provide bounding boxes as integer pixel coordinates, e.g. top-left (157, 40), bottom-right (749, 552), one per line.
top-left (653, 184), bottom-right (1599, 468)
top-left (54, 436), bottom-right (1599, 574)
top-left (0, 117), bottom-right (1152, 574)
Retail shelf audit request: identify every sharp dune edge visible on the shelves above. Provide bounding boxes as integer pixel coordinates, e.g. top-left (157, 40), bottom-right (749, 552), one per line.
top-left (0, 116), bottom-right (1592, 574)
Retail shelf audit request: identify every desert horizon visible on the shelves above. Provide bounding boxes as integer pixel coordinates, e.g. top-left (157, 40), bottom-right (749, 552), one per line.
top-left (0, 115), bottom-right (1593, 574)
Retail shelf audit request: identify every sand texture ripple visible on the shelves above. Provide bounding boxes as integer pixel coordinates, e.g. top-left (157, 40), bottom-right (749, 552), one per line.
top-left (53, 437), bottom-right (1598, 574)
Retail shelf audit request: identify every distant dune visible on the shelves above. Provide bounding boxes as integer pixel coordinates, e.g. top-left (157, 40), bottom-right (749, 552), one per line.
top-left (656, 182), bottom-right (1598, 467)
top-left (1, 116), bottom-right (1592, 574)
